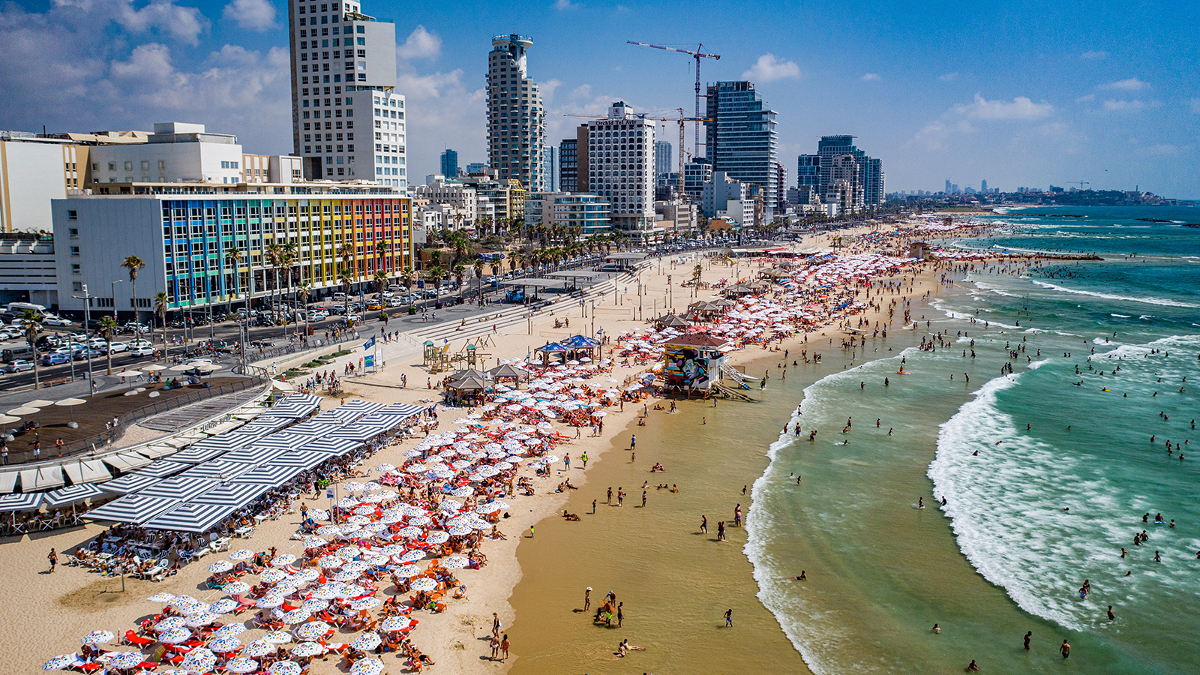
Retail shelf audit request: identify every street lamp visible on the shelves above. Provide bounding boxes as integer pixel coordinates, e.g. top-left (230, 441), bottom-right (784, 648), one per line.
top-left (110, 279), bottom-right (121, 322)
top-left (71, 284), bottom-right (94, 395)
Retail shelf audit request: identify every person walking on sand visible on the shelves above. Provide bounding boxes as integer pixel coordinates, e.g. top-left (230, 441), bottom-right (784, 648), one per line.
top-left (581, 451), bottom-right (588, 469)
top-left (642, 491), bottom-right (647, 508)
top-left (489, 635), bottom-right (500, 660)
top-left (630, 434), bottom-right (636, 451)
top-left (717, 521), bottom-right (726, 541)
top-left (584, 587), bottom-right (591, 611)
top-left (617, 602), bottom-right (623, 627)
top-left (47, 548), bottom-right (57, 573)
top-left (724, 609), bottom-right (733, 627)
top-left (701, 515), bottom-right (708, 534)
top-left (492, 612), bottom-right (501, 638)
top-left (592, 499), bottom-right (597, 514)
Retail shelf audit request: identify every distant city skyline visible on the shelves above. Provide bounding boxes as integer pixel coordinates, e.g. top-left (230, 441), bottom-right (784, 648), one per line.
top-left (0, 1), bottom-right (1196, 197)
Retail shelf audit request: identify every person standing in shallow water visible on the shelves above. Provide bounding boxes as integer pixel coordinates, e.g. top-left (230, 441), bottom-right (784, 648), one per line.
top-left (1024, 631), bottom-right (1032, 650)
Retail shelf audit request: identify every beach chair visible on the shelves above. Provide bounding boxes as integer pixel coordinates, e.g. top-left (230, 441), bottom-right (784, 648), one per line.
top-left (124, 630), bottom-right (156, 647)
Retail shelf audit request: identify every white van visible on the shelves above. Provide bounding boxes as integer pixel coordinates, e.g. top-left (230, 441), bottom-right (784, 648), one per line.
top-left (332, 292), bottom-right (348, 302)
top-left (6, 302), bottom-right (47, 315)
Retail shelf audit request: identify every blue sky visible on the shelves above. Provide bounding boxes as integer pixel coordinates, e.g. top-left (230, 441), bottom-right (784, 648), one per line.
top-left (3, 0), bottom-right (1198, 197)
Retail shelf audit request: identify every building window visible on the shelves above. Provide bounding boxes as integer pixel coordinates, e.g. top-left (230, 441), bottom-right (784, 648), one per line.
top-left (72, 282), bottom-right (82, 292)
top-left (70, 246), bottom-right (80, 256)
top-left (67, 210), bottom-right (78, 220)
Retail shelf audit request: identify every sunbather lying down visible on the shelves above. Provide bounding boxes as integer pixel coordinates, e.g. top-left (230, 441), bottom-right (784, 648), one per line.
top-left (562, 510), bottom-right (581, 521)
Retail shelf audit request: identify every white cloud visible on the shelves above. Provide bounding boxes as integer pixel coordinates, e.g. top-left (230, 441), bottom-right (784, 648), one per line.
top-left (569, 84), bottom-right (592, 100)
top-left (1102, 99), bottom-right (1161, 112)
top-left (1189, 98), bottom-right (1200, 114)
top-left (939, 72), bottom-right (958, 82)
top-left (1098, 78), bottom-right (1150, 91)
top-left (108, 0), bottom-right (209, 46)
top-left (741, 54), bottom-right (800, 82)
top-left (540, 78), bottom-right (563, 103)
top-left (1075, 94), bottom-right (1095, 103)
top-left (222, 0), bottom-right (275, 31)
top-left (1143, 143), bottom-right (1177, 156)
top-left (952, 93), bottom-right (1053, 120)
top-left (908, 119), bottom-right (975, 151)
top-left (396, 25), bottom-right (441, 60)
top-left (1081, 50), bottom-right (1108, 60)
top-left (860, 73), bottom-right (880, 82)
top-left (553, 0), bottom-right (579, 8)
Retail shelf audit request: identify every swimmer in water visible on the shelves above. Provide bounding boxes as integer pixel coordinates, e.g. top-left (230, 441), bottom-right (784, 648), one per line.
top-left (918, 497), bottom-right (925, 509)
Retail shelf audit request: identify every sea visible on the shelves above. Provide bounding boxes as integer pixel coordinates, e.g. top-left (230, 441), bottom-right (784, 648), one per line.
top-left (747, 205), bottom-right (1200, 673)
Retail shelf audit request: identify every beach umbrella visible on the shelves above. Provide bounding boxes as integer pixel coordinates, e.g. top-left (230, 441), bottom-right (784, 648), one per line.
top-left (302, 536), bottom-right (328, 549)
top-left (42, 654), bottom-right (78, 671)
top-left (318, 555), bottom-right (344, 569)
top-left (260, 569), bottom-right (289, 583)
top-left (425, 530), bottom-right (449, 544)
top-left (349, 597), bottom-right (380, 610)
top-left (448, 523), bottom-right (472, 536)
top-left (208, 560), bottom-right (233, 573)
top-left (291, 642), bottom-right (324, 658)
top-left (316, 525), bottom-right (342, 536)
top-left (337, 497), bottom-right (361, 509)
top-left (302, 598), bottom-right (329, 612)
top-left (154, 617), bottom-right (187, 632)
top-left (292, 568), bottom-right (320, 583)
top-left (480, 499), bottom-right (509, 511)
top-left (243, 640), bottom-right (276, 657)
top-left (107, 652), bottom-right (145, 670)
top-left (345, 481), bottom-right (366, 492)
top-left (380, 616), bottom-right (410, 632)
top-left (223, 581), bottom-right (251, 596)
top-left (264, 630), bottom-right (294, 644)
top-left (292, 622), bottom-right (331, 642)
top-left (208, 636), bottom-right (243, 653)
top-left (280, 609), bottom-right (310, 625)
top-left (210, 598), bottom-right (239, 614)
top-left (311, 585), bottom-right (342, 600)
top-left (339, 584), bottom-right (367, 598)
top-left (443, 555), bottom-right (470, 569)
top-left (81, 630), bottom-right (114, 646)
top-left (397, 526), bottom-right (422, 539)
top-left (410, 577), bottom-right (437, 592)
top-left (393, 564), bottom-right (421, 577)
top-left (351, 633), bottom-right (381, 650)
top-left (146, 592), bottom-right (176, 603)
top-left (214, 624), bottom-right (247, 639)
top-left (450, 487), bottom-right (474, 497)
top-left (186, 612), bottom-right (219, 627)
top-left (351, 658), bottom-right (385, 675)
top-left (271, 554), bottom-right (297, 567)
top-left (268, 661), bottom-right (302, 675)
top-left (226, 656), bottom-right (259, 673)
top-left (179, 648), bottom-right (216, 673)
top-left (228, 549), bottom-right (254, 561)
top-left (159, 628), bottom-right (191, 644)
top-left (333, 570), bottom-right (361, 582)
top-left (347, 515), bottom-right (371, 526)
top-left (255, 595), bottom-right (285, 608)
top-left (53, 397), bottom-right (87, 428)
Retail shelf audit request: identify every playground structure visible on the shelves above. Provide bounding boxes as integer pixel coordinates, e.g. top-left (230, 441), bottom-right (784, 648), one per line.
top-left (423, 335), bottom-right (494, 374)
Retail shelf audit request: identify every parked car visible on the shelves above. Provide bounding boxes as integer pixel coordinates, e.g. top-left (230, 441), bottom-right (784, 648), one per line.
top-left (128, 339), bottom-right (153, 349)
top-left (4, 359), bottom-right (34, 372)
top-left (41, 315), bottom-right (72, 327)
top-left (130, 345), bottom-right (155, 357)
top-left (0, 328), bottom-right (24, 341)
top-left (72, 348), bottom-right (101, 360)
top-left (42, 353), bottom-right (70, 366)
top-left (107, 342), bottom-right (130, 354)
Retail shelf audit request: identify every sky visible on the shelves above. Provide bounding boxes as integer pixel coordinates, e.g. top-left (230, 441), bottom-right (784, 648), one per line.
top-left (2, 0), bottom-right (1198, 198)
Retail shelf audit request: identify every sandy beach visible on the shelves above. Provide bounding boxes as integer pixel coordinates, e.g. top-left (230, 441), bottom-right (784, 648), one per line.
top-left (3, 223), bottom-right (970, 675)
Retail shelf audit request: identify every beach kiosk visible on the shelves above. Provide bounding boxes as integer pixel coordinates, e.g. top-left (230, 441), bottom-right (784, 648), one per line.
top-left (660, 333), bottom-right (730, 398)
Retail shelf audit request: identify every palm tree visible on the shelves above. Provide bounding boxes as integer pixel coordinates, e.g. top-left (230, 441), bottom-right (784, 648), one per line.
top-left (154, 292), bottom-right (169, 363)
top-left (265, 242), bottom-right (283, 325)
top-left (21, 310), bottom-right (42, 389)
top-left (373, 270), bottom-right (388, 299)
top-left (224, 247), bottom-right (243, 315)
top-left (452, 263), bottom-right (466, 301)
top-left (121, 255), bottom-right (145, 326)
top-left (282, 241), bottom-right (299, 335)
top-left (338, 268), bottom-right (354, 319)
top-left (297, 283), bottom-right (312, 336)
top-left (338, 242), bottom-right (356, 298)
top-left (400, 266), bottom-right (416, 294)
top-left (425, 266), bottom-right (446, 293)
top-left (99, 315), bottom-right (118, 375)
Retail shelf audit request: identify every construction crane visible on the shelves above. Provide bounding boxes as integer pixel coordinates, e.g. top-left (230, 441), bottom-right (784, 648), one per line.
top-left (564, 109), bottom-right (707, 199)
top-left (626, 41), bottom-right (720, 159)
top-left (1069, 180), bottom-right (1090, 190)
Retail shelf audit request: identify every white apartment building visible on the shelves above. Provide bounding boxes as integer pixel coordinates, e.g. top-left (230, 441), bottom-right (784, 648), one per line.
top-left (486, 34), bottom-right (546, 191)
top-left (0, 134), bottom-right (81, 233)
top-left (89, 123), bottom-right (244, 185)
top-left (288, 0), bottom-right (405, 189)
top-left (584, 102), bottom-right (655, 236)
top-left (701, 170), bottom-right (746, 218)
top-left (413, 175), bottom-right (477, 228)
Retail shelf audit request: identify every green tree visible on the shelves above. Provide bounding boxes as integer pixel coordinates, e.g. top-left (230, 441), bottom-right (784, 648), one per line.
top-left (338, 268), bottom-right (354, 319)
top-left (297, 283), bottom-right (312, 335)
top-left (99, 315), bottom-right (119, 375)
top-left (154, 291), bottom-right (170, 363)
top-left (224, 247), bottom-right (244, 314)
top-left (21, 310), bottom-right (42, 389)
top-left (452, 263), bottom-right (466, 300)
top-left (121, 255), bottom-right (145, 325)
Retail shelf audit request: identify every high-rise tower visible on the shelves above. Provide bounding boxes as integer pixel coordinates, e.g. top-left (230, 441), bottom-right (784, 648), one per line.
top-left (705, 81), bottom-right (778, 220)
top-left (486, 34), bottom-right (547, 191)
top-left (287, 0), bottom-right (406, 188)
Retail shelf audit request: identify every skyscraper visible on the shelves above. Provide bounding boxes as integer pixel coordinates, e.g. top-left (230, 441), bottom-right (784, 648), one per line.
top-left (704, 81), bottom-right (778, 219)
top-left (981, 179), bottom-right (988, 193)
top-left (802, 135), bottom-right (884, 210)
top-left (486, 34), bottom-right (547, 191)
top-left (945, 179), bottom-right (952, 195)
top-left (287, 0), bottom-right (406, 188)
top-left (440, 149), bottom-right (458, 178)
top-left (546, 146), bottom-right (557, 192)
top-left (583, 102), bottom-right (655, 236)
top-left (558, 139), bottom-right (577, 194)
top-left (654, 140), bottom-right (673, 179)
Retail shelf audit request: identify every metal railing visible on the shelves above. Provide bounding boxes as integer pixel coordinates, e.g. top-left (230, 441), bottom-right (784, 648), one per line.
top-left (3, 372), bottom-right (269, 465)
top-left (250, 333), bottom-right (357, 364)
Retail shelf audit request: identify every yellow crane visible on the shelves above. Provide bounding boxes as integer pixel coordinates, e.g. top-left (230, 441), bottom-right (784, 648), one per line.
top-left (564, 109), bottom-right (708, 198)
top-left (626, 41), bottom-right (720, 158)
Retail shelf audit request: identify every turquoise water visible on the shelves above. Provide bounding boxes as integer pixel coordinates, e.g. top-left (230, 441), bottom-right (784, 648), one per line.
top-left (746, 205), bottom-right (1200, 674)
